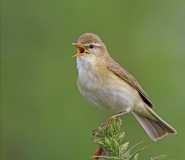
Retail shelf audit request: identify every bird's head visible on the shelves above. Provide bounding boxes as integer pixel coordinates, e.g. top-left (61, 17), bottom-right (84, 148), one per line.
top-left (72, 33), bottom-right (108, 59)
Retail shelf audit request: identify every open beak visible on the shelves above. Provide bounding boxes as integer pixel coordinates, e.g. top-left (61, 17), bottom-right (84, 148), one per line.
top-left (72, 43), bottom-right (86, 58)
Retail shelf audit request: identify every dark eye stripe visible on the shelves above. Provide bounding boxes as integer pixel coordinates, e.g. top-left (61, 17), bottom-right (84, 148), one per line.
top-left (89, 44), bottom-right (94, 49)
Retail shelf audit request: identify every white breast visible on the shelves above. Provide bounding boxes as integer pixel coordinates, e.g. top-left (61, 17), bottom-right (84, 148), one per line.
top-left (76, 55), bottom-right (99, 89)
top-left (76, 56), bottom-right (139, 113)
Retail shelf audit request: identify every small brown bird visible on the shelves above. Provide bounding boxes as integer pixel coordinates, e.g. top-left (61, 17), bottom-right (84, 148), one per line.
top-left (73, 32), bottom-right (177, 141)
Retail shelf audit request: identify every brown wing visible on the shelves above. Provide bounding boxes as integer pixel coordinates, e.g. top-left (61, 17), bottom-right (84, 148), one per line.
top-left (107, 59), bottom-right (153, 108)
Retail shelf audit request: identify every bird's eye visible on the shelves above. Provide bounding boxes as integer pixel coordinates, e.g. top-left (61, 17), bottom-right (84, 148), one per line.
top-left (89, 44), bottom-right (94, 49)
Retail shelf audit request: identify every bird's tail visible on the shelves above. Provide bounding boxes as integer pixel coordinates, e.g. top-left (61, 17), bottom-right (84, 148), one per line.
top-left (132, 106), bottom-right (177, 141)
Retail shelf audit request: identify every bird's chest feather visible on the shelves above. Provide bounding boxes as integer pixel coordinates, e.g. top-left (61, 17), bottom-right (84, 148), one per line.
top-left (76, 57), bottom-right (109, 107)
top-left (76, 57), bottom-right (138, 112)
top-left (76, 56), bottom-right (103, 91)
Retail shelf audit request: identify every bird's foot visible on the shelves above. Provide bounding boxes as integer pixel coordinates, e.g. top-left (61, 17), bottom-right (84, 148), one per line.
top-left (92, 111), bottom-right (127, 137)
top-left (111, 111), bottom-right (127, 119)
top-left (104, 111), bottom-right (127, 126)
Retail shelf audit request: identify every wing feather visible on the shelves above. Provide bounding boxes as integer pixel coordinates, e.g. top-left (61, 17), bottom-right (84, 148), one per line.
top-left (107, 59), bottom-right (153, 108)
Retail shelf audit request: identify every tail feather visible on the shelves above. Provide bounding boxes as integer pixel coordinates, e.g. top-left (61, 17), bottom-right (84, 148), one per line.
top-left (132, 106), bottom-right (177, 141)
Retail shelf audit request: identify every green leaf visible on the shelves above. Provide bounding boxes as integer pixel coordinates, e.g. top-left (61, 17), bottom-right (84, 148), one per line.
top-left (92, 117), bottom-right (165, 160)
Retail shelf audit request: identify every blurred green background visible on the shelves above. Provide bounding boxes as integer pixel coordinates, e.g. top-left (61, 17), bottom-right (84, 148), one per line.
top-left (2, 0), bottom-right (185, 159)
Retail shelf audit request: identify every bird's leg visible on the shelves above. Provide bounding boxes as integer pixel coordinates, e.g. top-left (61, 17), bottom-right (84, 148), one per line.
top-left (92, 111), bottom-right (129, 136)
top-left (111, 111), bottom-right (128, 119)
top-left (101, 111), bottom-right (128, 127)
